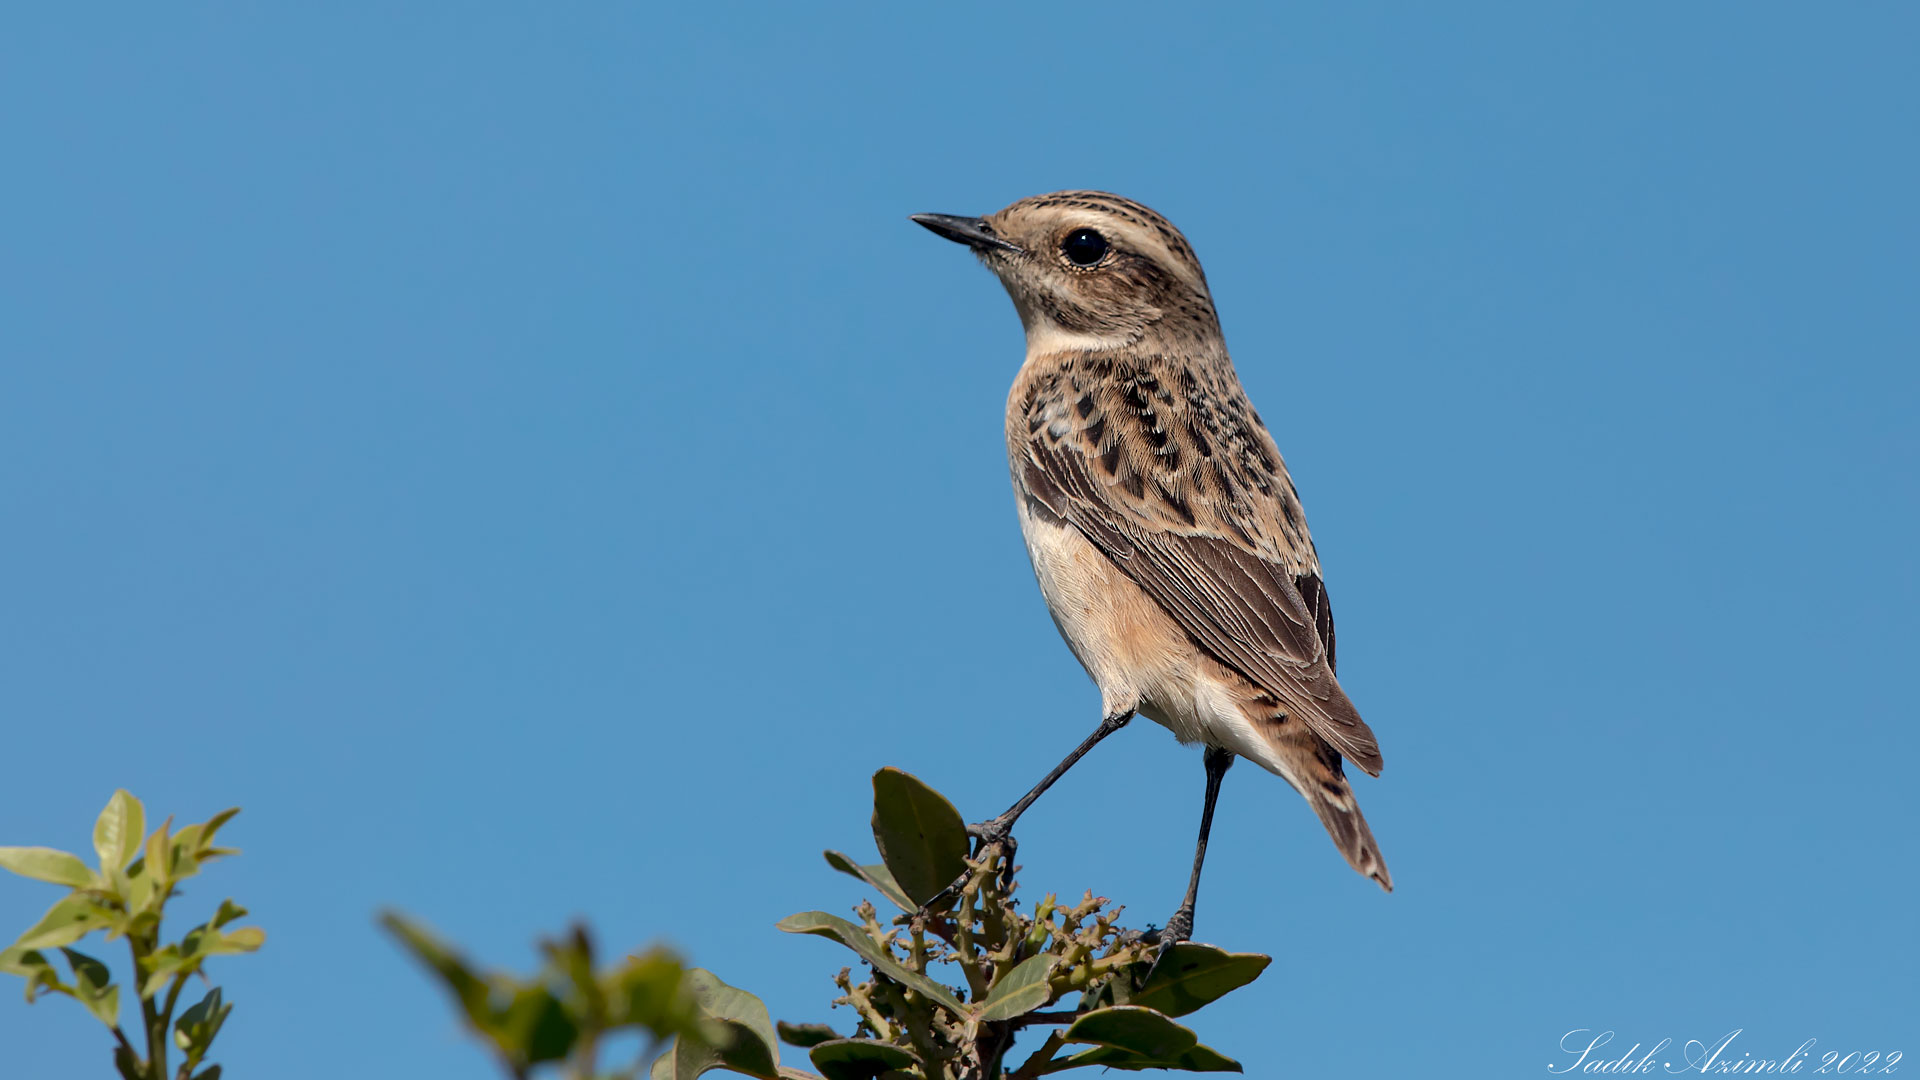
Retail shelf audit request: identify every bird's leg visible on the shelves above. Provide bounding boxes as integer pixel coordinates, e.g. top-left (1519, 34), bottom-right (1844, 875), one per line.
top-left (917, 709), bottom-right (1134, 915)
top-left (968, 708), bottom-right (1134, 847)
top-left (1145, 746), bottom-right (1234, 977)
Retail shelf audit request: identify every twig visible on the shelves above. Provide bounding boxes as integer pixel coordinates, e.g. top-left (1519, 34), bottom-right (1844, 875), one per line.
top-left (1008, 1030), bottom-right (1067, 1080)
top-left (129, 936), bottom-right (166, 1080)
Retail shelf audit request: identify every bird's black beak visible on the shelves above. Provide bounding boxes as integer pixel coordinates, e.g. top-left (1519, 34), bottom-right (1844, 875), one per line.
top-left (910, 213), bottom-right (1021, 253)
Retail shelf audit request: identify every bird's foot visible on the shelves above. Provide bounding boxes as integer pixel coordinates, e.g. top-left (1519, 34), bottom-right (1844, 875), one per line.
top-left (1138, 905), bottom-right (1194, 984)
top-left (914, 815), bottom-right (1019, 920)
top-left (965, 815), bottom-right (1019, 855)
top-left (967, 815), bottom-right (1020, 892)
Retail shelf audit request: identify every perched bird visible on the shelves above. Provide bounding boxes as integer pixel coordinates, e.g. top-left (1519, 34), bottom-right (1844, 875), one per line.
top-left (912, 191), bottom-right (1390, 951)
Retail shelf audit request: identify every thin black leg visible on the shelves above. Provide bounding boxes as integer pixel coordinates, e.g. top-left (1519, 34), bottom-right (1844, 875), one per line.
top-left (1149, 746), bottom-right (1235, 971)
top-left (969, 708), bottom-right (1134, 845)
top-left (917, 709), bottom-right (1133, 915)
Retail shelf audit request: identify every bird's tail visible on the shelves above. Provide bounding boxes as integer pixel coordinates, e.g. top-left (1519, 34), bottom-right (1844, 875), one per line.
top-left (1306, 779), bottom-right (1393, 892)
top-left (1235, 709), bottom-right (1394, 892)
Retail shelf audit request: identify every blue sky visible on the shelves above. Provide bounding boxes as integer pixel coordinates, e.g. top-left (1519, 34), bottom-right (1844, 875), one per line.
top-left (3, 4), bottom-right (1914, 1077)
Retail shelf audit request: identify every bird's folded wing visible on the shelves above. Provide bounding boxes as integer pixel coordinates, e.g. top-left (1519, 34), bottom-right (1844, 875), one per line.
top-left (1021, 434), bottom-right (1383, 776)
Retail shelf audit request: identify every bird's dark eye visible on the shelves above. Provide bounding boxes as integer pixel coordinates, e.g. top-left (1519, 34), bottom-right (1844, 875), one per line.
top-left (1060, 228), bottom-right (1110, 267)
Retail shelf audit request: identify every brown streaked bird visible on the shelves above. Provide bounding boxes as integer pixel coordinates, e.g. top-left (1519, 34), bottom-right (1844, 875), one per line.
top-left (912, 191), bottom-right (1389, 955)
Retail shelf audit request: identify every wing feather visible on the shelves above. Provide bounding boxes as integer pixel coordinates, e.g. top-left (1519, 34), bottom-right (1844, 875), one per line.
top-left (1021, 398), bottom-right (1382, 776)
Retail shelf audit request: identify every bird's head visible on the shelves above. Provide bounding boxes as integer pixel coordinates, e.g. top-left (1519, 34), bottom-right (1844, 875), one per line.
top-left (912, 191), bottom-right (1221, 355)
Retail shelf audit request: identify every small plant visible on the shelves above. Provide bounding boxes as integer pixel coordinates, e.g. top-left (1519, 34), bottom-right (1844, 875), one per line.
top-left (0, 790), bottom-right (264, 1080)
top-left (396, 767), bottom-right (1269, 1080)
top-left (381, 913), bottom-right (750, 1080)
top-left (770, 767), bottom-right (1266, 1079)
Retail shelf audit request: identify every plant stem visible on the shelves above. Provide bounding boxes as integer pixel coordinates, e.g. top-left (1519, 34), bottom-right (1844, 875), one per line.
top-left (1009, 1031), bottom-right (1066, 1080)
top-left (953, 875), bottom-right (985, 1004)
top-left (574, 1027), bottom-right (599, 1080)
top-left (129, 935), bottom-right (167, 1080)
top-left (975, 1020), bottom-right (1020, 1080)
top-left (159, 975), bottom-right (186, 1035)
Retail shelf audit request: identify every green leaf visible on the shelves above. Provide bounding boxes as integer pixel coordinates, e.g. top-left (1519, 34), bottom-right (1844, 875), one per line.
top-left (684, 968), bottom-right (781, 1078)
top-left (210, 900), bottom-right (248, 930)
top-left (114, 1043), bottom-right (142, 1080)
top-left (168, 826), bottom-right (204, 882)
top-left (868, 768), bottom-right (968, 907)
top-left (192, 1067), bottom-right (223, 1080)
top-left (612, 946), bottom-right (711, 1041)
top-left (0, 946), bottom-right (52, 978)
top-left (121, 909), bottom-right (160, 944)
top-left (81, 977), bottom-right (120, 1031)
top-left (647, 968), bottom-right (786, 1080)
top-left (198, 808), bottom-right (240, 851)
top-left (379, 911), bottom-right (497, 1037)
top-left (1112, 944), bottom-right (1270, 1018)
top-left (175, 987), bottom-right (232, 1057)
top-left (821, 851), bottom-right (913, 912)
top-left (1049, 1005), bottom-right (1242, 1072)
top-left (777, 1021), bottom-right (841, 1048)
top-left (1051, 1043), bottom-right (1242, 1073)
top-left (541, 924), bottom-right (603, 1024)
top-left (655, 1021), bottom-right (772, 1080)
top-left (976, 953), bottom-right (1054, 1022)
top-left (60, 948), bottom-right (119, 1029)
top-left (175, 986), bottom-right (218, 1036)
top-left (143, 818), bottom-right (174, 892)
top-left (705, 1019), bottom-right (782, 1079)
top-left (1063, 1006), bottom-right (1198, 1059)
top-left (775, 911), bottom-right (965, 1016)
top-left (501, 984), bottom-right (577, 1065)
top-left (139, 945), bottom-right (188, 999)
top-left (93, 790), bottom-right (145, 875)
top-left (144, 922), bottom-right (268, 996)
top-left (204, 926), bottom-right (266, 955)
top-left (164, 810), bottom-right (239, 888)
top-left (0, 947), bottom-right (69, 1003)
top-left (807, 1039), bottom-right (920, 1080)
top-left (0, 847), bottom-right (95, 888)
top-left (12, 894), bottom-right (115, 950)
top-left (125, 859), bottom-right (155, 915)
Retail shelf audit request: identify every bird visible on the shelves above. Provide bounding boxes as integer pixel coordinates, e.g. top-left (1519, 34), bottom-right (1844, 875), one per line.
top-left (910, 191), bottom-right (1390, 954)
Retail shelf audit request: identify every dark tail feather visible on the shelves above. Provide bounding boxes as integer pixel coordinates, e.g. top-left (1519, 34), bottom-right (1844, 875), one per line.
top-left (1247, 706), bottom-right (1392, 890)
top-left (1296, 674), bottom-right (1383, 778)
top-left (1307, 782), bottom-right (1393, 892)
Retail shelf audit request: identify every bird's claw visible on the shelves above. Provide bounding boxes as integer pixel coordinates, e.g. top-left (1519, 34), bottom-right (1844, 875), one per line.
top-left (914, 818), bottom-right (1019, 921)
top-left (1137, 908), bottom-right (1193, 985)
top-left (965, 817), bottom-right (1017, 854)
top-left (966, 816), bottom-right (1019, 890)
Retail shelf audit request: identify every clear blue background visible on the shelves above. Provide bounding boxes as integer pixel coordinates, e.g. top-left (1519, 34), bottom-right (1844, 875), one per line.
top-left (4, 5), bottom-right (1914, 1077)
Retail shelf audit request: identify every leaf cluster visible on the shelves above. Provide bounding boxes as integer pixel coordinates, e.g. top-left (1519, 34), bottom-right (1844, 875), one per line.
top-left (0, 790), bottom-right (262, 1080)
top-left (383, 913), bottom-right (777, 1080)
top-left (769, 768), bottom-right (1269, 1080)
top-left (395, 767), bottom-right (1270, 1080)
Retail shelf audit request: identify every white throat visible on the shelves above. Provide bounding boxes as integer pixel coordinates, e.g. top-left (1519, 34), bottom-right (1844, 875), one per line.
top-left (1022, 322), bottom-right (1138, 357)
